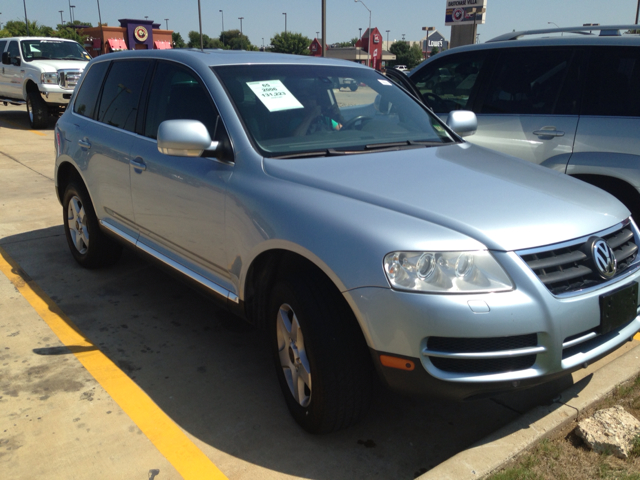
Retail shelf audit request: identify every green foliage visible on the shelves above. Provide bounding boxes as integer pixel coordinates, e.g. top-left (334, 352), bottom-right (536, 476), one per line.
top-left (270, 32), bottom-right (311, 55)
top-left (172, 32), bottom-right (186, 49)
top-left (187, 31), bottom-right (224, 49)
top-left (2, 20), bottom-right (54, 37)
top-left (389, 42), bottom-right (424, 69)
top-left (220, 29), bottom-right (255, 50)
top-left (430, 46), bottom-right (440, 57)
top-left (334, 38), bottom-right (358, 48)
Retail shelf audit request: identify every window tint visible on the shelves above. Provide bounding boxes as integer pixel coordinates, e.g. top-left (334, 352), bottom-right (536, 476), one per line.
top-left (96, 60), bottom-right (151, 131)
top-left (144, 61), bottom-right (219, 139)
top-left (480, 48), bottom-right (575, 115)
top-left (0, 41), bottom-right (7, 54)
top-left (7, 41), bottom-right (19, 61)
top-left (582, 47), bottom-right (640, 117)
top-left (74, 61), bottom-right (110, 119)
top-left (411, 52), bottom-right (486, 113)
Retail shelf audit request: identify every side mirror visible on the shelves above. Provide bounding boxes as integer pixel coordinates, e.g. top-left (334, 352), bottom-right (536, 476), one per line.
top-left (447, 110), bottom-right (477, 137)
top-left (1, 52), bottom-right (10, 65)
top-left (157, 119), bottom-right (219, 157)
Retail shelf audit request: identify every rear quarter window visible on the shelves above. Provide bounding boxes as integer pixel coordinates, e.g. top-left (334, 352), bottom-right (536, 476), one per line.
top-left (74, 61), bottom-right (110, 119)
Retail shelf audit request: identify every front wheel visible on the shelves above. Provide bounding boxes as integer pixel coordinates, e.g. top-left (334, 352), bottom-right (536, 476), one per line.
top-left (26, 91), bottom-right (48, 129)
top-left (269, 273), bottom-right (373, 434)
top-left (62, 181), bottom-right (123, 268)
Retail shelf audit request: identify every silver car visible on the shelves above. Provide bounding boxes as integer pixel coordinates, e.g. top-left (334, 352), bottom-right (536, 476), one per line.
top-left (55, 49), bottom-right (640, 433)
top-left (406, 25), bottom-right (640, 219)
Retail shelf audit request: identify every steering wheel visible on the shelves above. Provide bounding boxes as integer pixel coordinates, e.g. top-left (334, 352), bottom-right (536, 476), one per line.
top-left (341, 115), bottom-right (372, 130)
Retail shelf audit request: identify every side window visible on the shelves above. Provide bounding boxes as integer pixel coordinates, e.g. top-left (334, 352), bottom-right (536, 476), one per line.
top-left (7, 41), bottom-right (20, 64)
top-left (582, 47), bottom-right (640, 117)
top-left (96, 60), bottom-right (152, 132)
top-left (480, 48), bottom-right (576, 115)
top-left (410, 52), bottom-right (486, 113)
top-left (0, 41), bottom-right (7, 54)
top-left (73, 61), bottom-right (110, 119)
top-left (144, 61), bottom-right (221, 141)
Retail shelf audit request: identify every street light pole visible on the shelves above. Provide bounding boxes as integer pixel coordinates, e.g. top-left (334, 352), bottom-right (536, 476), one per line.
top-left (59, 10), bottom-right (64, 25)
top-left (355, 0), bottom-right (372, 68)
top-left (635, 0), bottom-right (639, 24)
top-left (68, 0), bottom-right (72, 25)
top-left (283, 12), bottom-right (287, 34)
top-left (164, 18), bottom-right (169, 30)
top-left (386, 29), bottom-right (390, 49)
top-left (219, 10), bottom-right (224, 45)
top-left (239, 17), bottom-right (244, 36)
top-left (547, 22), bottom-right (562, 36)
top-left (197, 0), bottom-right (203, 51)
top-left (23, 0), bottom-right (30, 35)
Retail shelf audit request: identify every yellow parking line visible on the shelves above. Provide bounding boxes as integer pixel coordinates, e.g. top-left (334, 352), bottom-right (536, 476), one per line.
top-left (0, 246), bottom-right (227, 480)
top-left (0, 118), bottom-right (47, 136)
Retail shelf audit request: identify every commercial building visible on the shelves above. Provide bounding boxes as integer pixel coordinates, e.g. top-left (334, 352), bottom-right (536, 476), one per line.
top-left (80, 19), bottom-right (173, 57)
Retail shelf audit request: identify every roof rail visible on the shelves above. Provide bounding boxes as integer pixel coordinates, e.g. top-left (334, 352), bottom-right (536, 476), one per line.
top-left (487, 25), bottom-right (640, 43)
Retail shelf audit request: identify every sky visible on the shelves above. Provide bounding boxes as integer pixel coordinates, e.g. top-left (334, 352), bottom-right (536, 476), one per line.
top-left (2, 0), bottom-right (639, 47)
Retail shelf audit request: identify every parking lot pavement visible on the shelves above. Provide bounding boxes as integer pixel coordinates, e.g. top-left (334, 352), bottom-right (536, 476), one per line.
top-left (1, 105), bottom-right (638, 479)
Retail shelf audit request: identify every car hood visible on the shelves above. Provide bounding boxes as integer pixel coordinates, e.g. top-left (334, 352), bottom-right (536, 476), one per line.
top-left (32, 60), bottom-right (88, 72)
top-left (263, 143), bottom-right (628, 252)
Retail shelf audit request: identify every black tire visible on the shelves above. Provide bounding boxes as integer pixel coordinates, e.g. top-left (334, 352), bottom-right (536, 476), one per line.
top-left (26, 90), bottom-right (49, 129)
top-left (269, 272), bottom-right (373, 434)
top-left (62, 181), bottom-right (123, 269)
top-left (349, 84), bottom-right (358, 92)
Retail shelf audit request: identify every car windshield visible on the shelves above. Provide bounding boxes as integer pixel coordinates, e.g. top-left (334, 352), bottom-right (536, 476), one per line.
top-left (213, 64), bottom-right (456, 158)
top-left (20, 40), bottom-right (91, 62)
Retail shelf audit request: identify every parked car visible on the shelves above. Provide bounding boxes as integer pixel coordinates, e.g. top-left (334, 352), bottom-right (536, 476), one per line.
top-left (402, 25), bottom-right (640, 219)
top-left (0, 37), bottom-right (91, 128)
top-left (55, 49), bottom-right (640, 433)
top-left (394, 64), bottom-right (408, 72)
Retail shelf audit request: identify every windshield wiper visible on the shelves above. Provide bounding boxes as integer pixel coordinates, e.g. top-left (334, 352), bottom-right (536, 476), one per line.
top-left (271, 149), bottom-right (352, 159)
top-left (364, 140), bottom-right (445, 151)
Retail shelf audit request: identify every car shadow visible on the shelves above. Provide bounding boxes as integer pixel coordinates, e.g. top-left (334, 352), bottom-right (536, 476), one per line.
top-left (0, 226), bottom-right (589, 479)
top-left (0, 107), bottom-right (58, 130)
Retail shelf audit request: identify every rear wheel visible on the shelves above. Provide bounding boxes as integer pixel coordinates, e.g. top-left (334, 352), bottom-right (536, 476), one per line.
top-left (26, 90), bottom-right (48, 129)
top-left (269, 272), bottom-right (373, 433)
top-left (62, 181), bottom-right (122, 268)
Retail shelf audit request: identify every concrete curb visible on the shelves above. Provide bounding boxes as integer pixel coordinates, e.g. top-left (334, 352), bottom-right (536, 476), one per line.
top-left (418, 342), bottom-right (640, 480)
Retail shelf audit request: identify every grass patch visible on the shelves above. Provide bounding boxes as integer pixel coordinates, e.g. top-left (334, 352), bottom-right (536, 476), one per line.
top-left (488, 374), bottom-right (640, 480)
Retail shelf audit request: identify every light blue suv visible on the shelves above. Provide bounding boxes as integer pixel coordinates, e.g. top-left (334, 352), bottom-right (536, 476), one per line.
top-left (55, 49), bottom-right (640, 433)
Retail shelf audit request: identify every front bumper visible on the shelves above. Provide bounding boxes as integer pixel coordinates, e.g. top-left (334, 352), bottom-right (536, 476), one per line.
top-left (346, 250), bottom-right (640, 399)
top-left (39, 89), bottom-right (73, 105)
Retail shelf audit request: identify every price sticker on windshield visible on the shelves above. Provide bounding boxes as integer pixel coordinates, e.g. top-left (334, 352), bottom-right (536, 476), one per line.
top-left (247, 80), bottom-right (303, 112)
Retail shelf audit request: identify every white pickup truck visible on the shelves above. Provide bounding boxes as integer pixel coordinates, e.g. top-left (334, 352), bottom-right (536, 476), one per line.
top-left (0, 37), bottom-right (91, 129)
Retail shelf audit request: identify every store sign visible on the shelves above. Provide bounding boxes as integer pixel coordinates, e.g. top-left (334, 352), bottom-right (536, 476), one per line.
top-left (373, 33), bottom-right (380, 44)
top-left (444, 0), bottom-right (487, 26)
top-left (134, 26), bottom-right (149, 42)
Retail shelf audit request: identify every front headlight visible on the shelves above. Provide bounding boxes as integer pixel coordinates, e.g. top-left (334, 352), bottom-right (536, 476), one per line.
top-left (383, 251), bottom-right (513, 293)
top-left (41, 72), bottom-right (59, 85)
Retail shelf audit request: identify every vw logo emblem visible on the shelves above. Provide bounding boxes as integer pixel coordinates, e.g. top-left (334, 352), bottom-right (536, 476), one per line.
top-left (591, 238), bottom-right (617, 279)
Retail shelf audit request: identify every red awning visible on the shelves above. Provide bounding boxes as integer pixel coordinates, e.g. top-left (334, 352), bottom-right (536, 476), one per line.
top-left (154, 40), bottom-right (172, 50)
top-left (107, 38), bottom-right (127, 51)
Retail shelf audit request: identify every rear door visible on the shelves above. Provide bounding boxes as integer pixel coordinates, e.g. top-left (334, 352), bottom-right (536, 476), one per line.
top-left (473, 47), bottom-right (583, 166)
top-left (567, 46), bottom-right (640, 187)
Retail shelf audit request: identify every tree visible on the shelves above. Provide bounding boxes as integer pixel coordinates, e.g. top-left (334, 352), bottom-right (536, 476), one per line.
top-left (429, 46), bottom-right (440, 57)
top-left (2, 20), bottom-right (54, 37)
top-left (172, 32), bottom-right (186, 49)
top-left (390, 41), bottom-right (423, 69)
top-left (187, 30), bottom-right (224, 49)
top-left (270, 32), bottom-right (311, 55)
top-left (220, 29), bottom-right (255, 50)
top-left (55, 20), bottom-right (93, 43)
top-left (333, 37), bottom-right (358, 48)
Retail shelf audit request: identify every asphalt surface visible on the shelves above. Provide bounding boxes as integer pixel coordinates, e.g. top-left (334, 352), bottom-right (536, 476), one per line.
top-left (1, 104), bottom-right (638, 479)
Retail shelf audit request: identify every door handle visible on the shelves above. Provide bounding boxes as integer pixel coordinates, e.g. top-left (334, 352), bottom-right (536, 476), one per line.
top-left (78, 138), bottom-right (91, 148)
top-left (130, 158), bottom-right (147, 172)
top-left (533, 128), bottom-right (565, 137)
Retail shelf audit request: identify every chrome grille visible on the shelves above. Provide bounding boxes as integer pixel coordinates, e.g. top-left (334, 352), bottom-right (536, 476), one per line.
top-left (518, 222), bottom-right (639, 295)
top-left (59, 70), bottom-right (83, 89)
